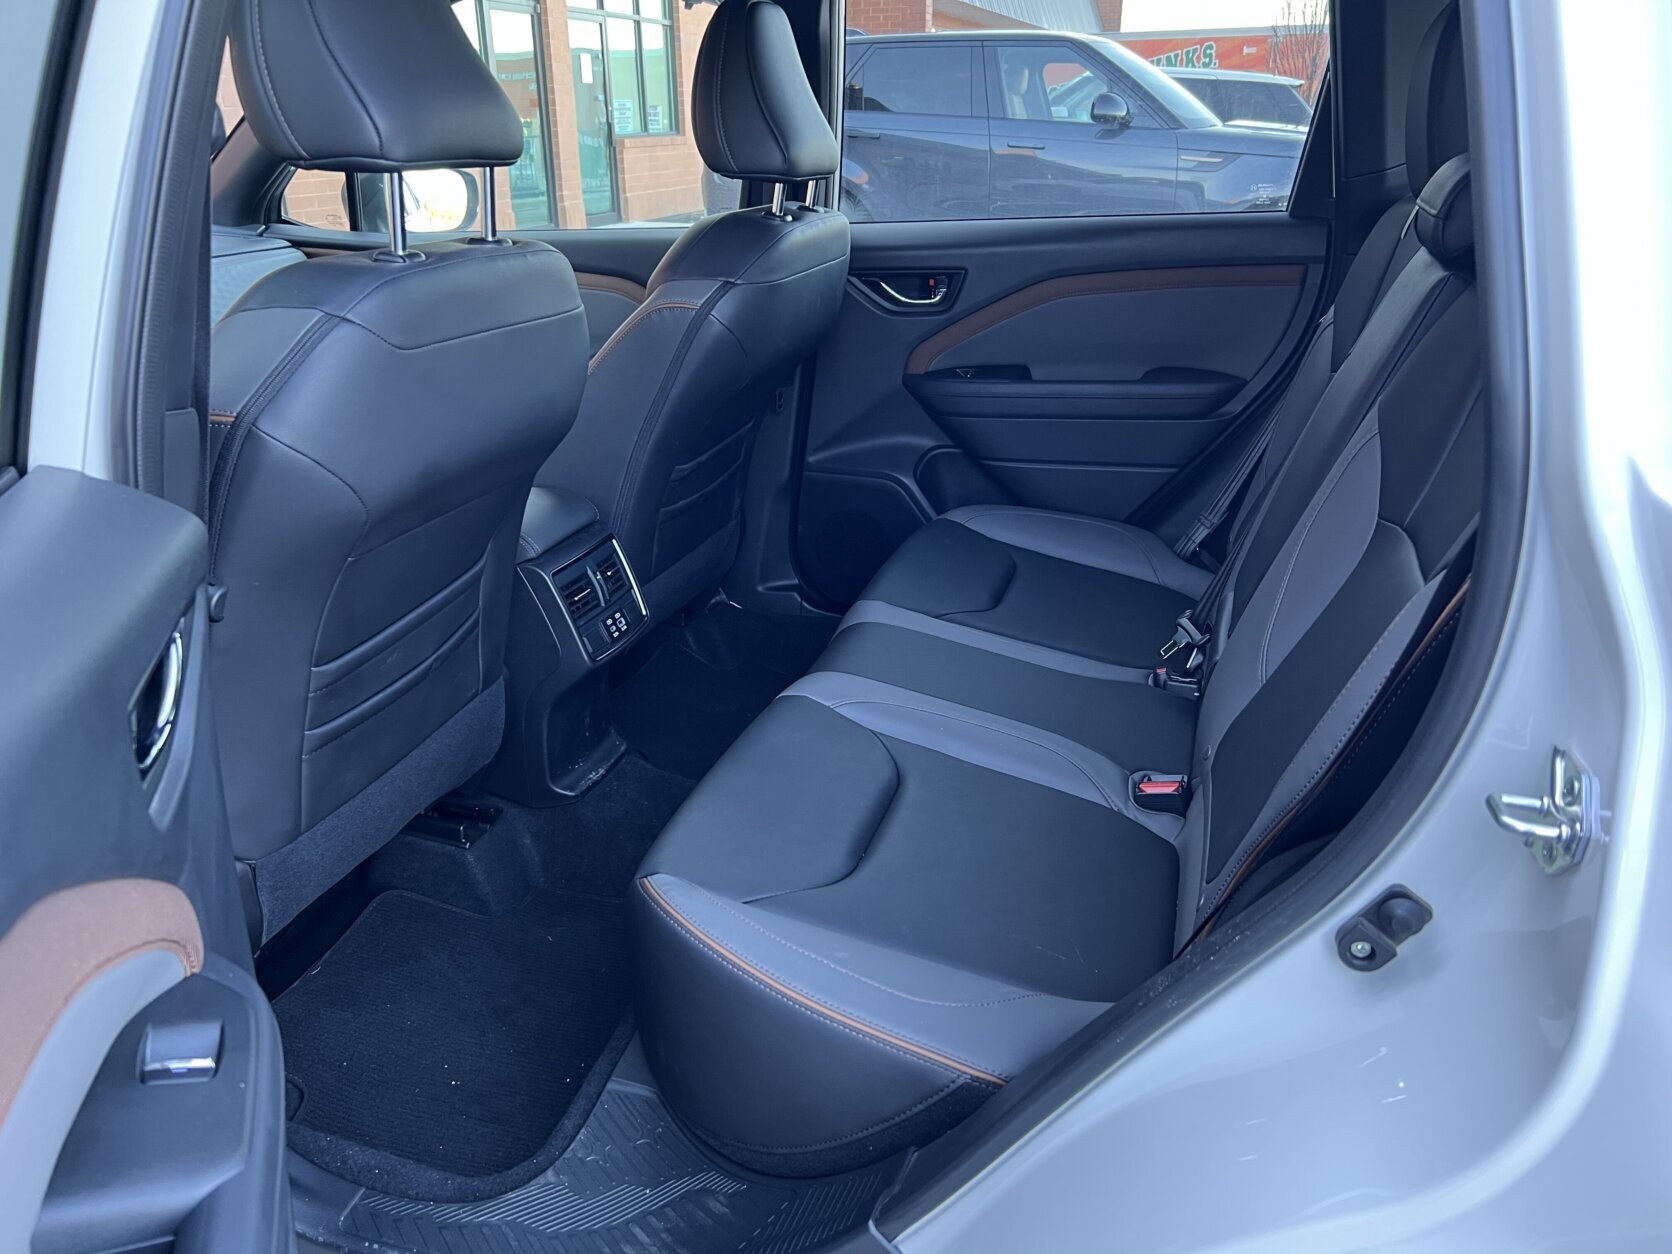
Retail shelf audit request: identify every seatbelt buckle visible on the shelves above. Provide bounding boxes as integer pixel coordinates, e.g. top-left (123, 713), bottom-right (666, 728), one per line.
top-left (1131, 772), bottom-right (1191, 816)
top-left (1151, 660), bottom-right (1202, 699)
top-left (1159, 612), bottom-right (1209, 660)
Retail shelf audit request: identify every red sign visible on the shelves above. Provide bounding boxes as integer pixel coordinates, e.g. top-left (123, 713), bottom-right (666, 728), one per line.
top-left (1116, 34), bottom-right (1275, 74)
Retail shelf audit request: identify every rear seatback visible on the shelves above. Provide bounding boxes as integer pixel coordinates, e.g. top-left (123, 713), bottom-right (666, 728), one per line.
top-left (628, 8), bottom-right (1480, 1180)
top-left (837, 4), bottom-right (1468, 677)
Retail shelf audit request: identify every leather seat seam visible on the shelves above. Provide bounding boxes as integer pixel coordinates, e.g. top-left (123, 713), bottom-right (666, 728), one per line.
top-left (1258, 421), bottom-right (1379, 682)
top-left (250, 0), bottom-right (308, 158)
top-left (300, 0), bottom-right (383, 156)
top-left (822, 696), bottom-right (1125, 815)
top-left (641, 878), bottom-right (1010, 1083)
top-left (333, 304), bottom-right (585, 354)
top-left (684, 882), bottom-right (1052, 1009)
top-left (586, 300), bottom-right (703, 375)
top-left (953, 507), bottom-right (1172, 588)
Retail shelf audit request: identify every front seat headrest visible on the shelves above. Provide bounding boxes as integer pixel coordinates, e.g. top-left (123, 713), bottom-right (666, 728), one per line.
top-left (692, 0), bottom-right (839, 184)
top-left (230, 0), bottom-right (523, 171)
top-left (1414, 153), bottom-right (1472, 267)
top-left (1405, 3), bottom-right (1469, 196)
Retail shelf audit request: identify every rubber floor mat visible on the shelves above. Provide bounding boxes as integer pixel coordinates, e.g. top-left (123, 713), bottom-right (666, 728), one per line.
top-left (297, 1077), bottom-right (901, 1254)
top-left (275, 887), bottom-right (629, 1183)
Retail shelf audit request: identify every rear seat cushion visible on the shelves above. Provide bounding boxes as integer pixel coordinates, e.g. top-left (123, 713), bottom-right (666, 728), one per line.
top-left (633, 693), bottom-right (1179, 1175)
top-left (856, 507), bottom-right (1208, 668)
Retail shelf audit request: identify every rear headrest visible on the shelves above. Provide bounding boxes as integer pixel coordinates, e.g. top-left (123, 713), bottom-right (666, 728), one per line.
top-left (230, 0), bottom-right (523, 172)
top-left (1405, 4), bottom-right (1469, 195)
top-left (1414, 154), bottom-right (1472, 266)
top-left (693, 0), bottom-right (838, 184)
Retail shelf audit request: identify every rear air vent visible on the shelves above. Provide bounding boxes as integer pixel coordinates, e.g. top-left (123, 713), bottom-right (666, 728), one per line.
top-left (596, 552), bottom-right (628, 600)
top-left (558, 574), bottom-right (600, 622)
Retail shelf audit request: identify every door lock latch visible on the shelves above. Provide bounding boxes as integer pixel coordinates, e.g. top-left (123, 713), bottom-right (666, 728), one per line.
top-left (1486, 747), bottom-right (1596, 875)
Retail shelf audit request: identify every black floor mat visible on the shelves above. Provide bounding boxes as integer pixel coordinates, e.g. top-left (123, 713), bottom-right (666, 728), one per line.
top-left (610, 604), bottom-right (836, 779)
top-left (295, 1071), bottom-right (902, 1254)
top-left (275, 886), bottom-right (630, 1185)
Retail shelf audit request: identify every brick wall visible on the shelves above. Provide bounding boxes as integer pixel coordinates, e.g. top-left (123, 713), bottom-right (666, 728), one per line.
top-left (848, 0), bottom-right (932, 34)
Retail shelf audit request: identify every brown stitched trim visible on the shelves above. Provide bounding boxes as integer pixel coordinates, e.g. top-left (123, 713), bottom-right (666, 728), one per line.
top-left (575, 272), bottom-right (648, 303)
top-left (588, 300), bottom-right (704, 375)
top-left (640, 877), bottom-right (1007, 1085)
top-left (0, 879), bottom-right (203, 1127)
top-left (904, 265), bottom-right (1307, 376)
top-left (208, 412), bottom-right (237, 425)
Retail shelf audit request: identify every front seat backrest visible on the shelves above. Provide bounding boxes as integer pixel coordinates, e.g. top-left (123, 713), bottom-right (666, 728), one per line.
top-left (214, 0), bottom-right (589, 940)
top-left (535, 0), bottom-right (849, 623)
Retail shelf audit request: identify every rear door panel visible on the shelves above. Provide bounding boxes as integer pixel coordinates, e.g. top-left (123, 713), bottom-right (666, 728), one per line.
top-left (0, 468), bottom-right (290, 1253)
top-left (796, 212), bottom-right (1326, 605)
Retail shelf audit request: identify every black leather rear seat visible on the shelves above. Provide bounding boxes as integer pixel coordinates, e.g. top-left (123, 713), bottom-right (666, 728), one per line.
top-left (631, 8), bottom-right (1478, 1178)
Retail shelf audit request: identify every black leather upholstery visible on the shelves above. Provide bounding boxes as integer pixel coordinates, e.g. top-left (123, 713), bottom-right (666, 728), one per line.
top-left (215, 0), bottom-right (591, 938)
top-left (519, 485), bottom-right (600, 558)
top-left (1404, 3), bottom-right (1468, 195)
top-left (691, 0), bottom-right (840, 182)
top-left (1415, 154), bottom-right (1473, 265)
top-left (628, 9), bottom-right (1482, 1176)
top-left (230, 0), bottom-right (523, 171)
top-left (536, 1), bottom-right (848, 623)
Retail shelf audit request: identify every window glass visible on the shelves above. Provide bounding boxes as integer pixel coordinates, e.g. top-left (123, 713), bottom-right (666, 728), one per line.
top-left (840, 2), bottom-right (1328, 224)
top-left (215, 44), bottom-right (243, 138)
top-left (282, 171), bottom-right (351, 232)
top-left (485, 7), bottom-right (557, 226)
top-left (994, 48), bottom-right (1108, 123)
top-left (260, 0), bottom-right (739, 233)
top-left (851, 46), bottom-right (972, 117)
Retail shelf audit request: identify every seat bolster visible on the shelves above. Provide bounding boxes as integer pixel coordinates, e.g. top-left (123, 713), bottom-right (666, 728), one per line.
top-left (633, 872), bottom-right (1107, 1174)
top-left (941, 505), bottom-right (1213, 600)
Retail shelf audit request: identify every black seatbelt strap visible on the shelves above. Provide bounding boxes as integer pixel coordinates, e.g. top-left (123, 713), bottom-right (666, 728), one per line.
top-left (1171, 315), bottom-right (1334, 562)
top-left (1173, 403), bottom-right (1282, 561)
top-left (1185, 530), bottom-right (1477, 946)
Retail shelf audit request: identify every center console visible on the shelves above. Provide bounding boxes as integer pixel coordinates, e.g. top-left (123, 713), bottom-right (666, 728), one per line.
top-left (482, 488), bottom-right (651, 805)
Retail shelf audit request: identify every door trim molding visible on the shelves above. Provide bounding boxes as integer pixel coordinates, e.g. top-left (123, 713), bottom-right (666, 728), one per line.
top-left (0, 878), bottom-right (204, 1127)
top-left (904, 264), bottom-right (1308, 376)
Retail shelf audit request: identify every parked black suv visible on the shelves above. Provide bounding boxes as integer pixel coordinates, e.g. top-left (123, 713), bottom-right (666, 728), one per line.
top-left (843, 31), bottom-right (1306, 220)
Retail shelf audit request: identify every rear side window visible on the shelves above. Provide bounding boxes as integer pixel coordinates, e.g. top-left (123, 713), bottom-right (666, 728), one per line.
top-left (840, 13), bottom-right (1329, 224)
top-left (223, 0), bottom-right (743, 236)
top-left (849, 46), bottom-right (974, 117)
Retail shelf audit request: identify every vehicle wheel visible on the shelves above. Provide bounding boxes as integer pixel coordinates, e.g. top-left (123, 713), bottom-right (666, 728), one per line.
top-left (840, 190), bottom-right (874, 223)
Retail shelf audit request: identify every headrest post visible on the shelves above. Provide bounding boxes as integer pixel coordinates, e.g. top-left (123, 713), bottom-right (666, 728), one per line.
top-left (768, 183), bottom-right (789, 220)
top-left (480, 168), bottom-right (499, 242)
top-left (385, 172), bottom-right (409, 258)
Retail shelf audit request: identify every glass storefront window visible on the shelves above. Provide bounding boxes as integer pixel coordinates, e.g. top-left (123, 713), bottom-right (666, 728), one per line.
top-left (487, 6), bottom-right (556, 227)
top-left (640, 21), bottom-right (674, 135)
top-left (604, 17), bottom-right (645, 136)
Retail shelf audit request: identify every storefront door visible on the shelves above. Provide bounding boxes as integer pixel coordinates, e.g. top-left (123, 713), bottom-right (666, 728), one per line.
top-left (568, 16), bottom-right (620, 223)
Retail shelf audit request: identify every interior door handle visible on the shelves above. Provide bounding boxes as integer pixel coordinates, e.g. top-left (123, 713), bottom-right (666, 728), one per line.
top-left (133, 630), bottom-right (184, 773)
top-left (1006, 141), bottom-right (1046, 150)
top-left (875, 279), bottom-right (948, 307)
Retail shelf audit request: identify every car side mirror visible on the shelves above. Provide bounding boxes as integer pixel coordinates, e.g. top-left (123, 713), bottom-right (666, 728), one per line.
top-left (401, 167), bottom-right (480, 234)
top-left (1091, 92), bottom-right (1132, 129)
